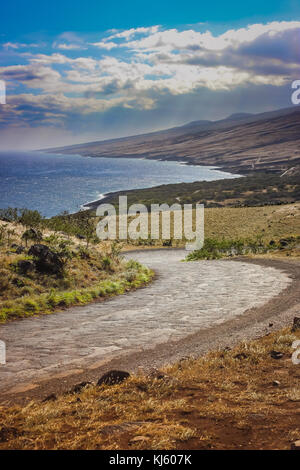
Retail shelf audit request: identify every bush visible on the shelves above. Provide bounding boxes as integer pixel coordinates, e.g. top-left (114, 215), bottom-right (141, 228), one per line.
top-left (186, 237), bottom-right (272, 261)
top-left (23, 299), bottom-right (39, 313)
top-left (101, 256), bottom-right (112, 271)
top-left (21, 228), bottom-right (42, 246)
top-left (19, 209), bottom-right (43, 229)
top-left (0, 268), bottom-right (13, 293)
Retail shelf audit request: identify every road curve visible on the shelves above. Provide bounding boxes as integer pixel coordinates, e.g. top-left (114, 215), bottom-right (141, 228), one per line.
top-left (0, 250), bottom-right (293, 399)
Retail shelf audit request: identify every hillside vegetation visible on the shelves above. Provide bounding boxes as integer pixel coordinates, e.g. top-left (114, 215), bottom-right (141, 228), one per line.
top-left (0, 210), bottom-right (152, 323)
top-left (116, 203), bottom-right (300, 251)
top-left (89, 173), bottom-right (300, 210)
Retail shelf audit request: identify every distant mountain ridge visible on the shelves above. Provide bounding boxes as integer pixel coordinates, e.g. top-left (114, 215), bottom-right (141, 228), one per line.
top-left (180, 112), bottom-right (254, 129)
top-left (48, 106), bottom-right (300, 174)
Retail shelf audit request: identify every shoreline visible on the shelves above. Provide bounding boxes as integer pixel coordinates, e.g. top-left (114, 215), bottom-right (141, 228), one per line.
top-left (2, 151), bottom-right (244, 217)
top-left (36, 150), bottom-right (243, 213)
top-left (45, 148), bottom-right (283, 175)
top-left (81, 192), bottom-right (107, 210)
top-left (81, 160), bottom-right (242, 210)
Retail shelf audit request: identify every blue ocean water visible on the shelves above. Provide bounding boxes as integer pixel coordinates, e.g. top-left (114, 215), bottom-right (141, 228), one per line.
top-left (0, 151), bottom-right (240, 218)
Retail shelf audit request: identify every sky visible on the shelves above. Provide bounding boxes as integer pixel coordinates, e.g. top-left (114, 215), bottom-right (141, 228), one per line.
top-left (0, 0), bottom-right (299, 149)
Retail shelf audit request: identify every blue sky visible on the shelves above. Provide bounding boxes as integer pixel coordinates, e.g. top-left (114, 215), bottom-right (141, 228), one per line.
top-left (2, 1), bottom-right (300, 37)
top-left (0, 1), bottom-right (299, 149)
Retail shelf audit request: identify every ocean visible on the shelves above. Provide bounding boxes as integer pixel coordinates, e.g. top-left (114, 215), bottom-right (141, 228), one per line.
top-left (0, 151), bottom-right (240, 218)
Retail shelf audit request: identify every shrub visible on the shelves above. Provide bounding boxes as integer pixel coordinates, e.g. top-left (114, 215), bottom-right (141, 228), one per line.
top-left (23, 299), bottom-right (39, 313)
top-left (101, 256), bottom-right (112, 271)
top-left (21, 228), bottom-right (42, 246)
top-left (0, 269), bottom-right (13, 293)
top-left (186, 237), bottom-right (271, 261)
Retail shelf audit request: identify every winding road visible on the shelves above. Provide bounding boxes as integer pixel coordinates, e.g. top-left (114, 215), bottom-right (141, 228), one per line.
top-left (0, 249), bottom-right (296, 402)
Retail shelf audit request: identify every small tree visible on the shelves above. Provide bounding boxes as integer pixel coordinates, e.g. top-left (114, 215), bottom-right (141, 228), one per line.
top-left (21, 228), bottom-right (42, 247)
top-left (77, 214), bottom-right (97, 248)
top-left (19, 209), bottom-right (43, 230)
top-left (56, 239), bottom-right (73, 272)
top-left (0, 207), bottom-right (19, 223)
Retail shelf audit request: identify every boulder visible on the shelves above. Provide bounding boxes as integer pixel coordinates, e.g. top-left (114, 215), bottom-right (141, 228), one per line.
top-left (279, 238), bottom-right (289, 248)
top-left (272, 380), bottom-right (281, 387)
top-left (270, 350), bottom-right (284, 360)
top-left (291, 440), bottom-right (300, 450)
top-left (28, 244), bottom-right (63, 275)
top-left (97, 370), bottom-right (130, 386)
top-left (16, 260), bottom-right (34, 275)
top-left (292, 317), bottom-right (300, 332)
top-left (28, 243), bottom-right (50, 258)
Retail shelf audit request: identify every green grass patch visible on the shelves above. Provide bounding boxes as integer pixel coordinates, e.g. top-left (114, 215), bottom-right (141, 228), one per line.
top-left (0, 262), bottom-right (153, 323)
top-left (186, 236), bottom-right (300, 261)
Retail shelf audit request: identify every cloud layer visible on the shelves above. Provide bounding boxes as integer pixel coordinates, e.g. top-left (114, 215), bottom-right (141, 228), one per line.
top-left (0, 21), bottom-right (299, 148)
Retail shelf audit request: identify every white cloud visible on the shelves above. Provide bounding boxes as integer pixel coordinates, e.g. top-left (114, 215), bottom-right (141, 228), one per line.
top-left (52, 32), bottom-right (87, 51)
top-left (2, 42), bottom-right (40, 49)
top-left (91, 41), bottom-right (119, 50)
top-left (2, 42), bottom-right (26, 49)
top-left (92, 26), bottom-right (160, 49)
top-left (29, 53), bottom-right (97, 70)
top-left (1, 20), bottom-right (299, 134)
top-left (0, 64), bottom-right (62, 92)
top-left (6, 92), bottom-right (134, 117)
top-left (107, 26), bottom-right (160, 41)
top-left (124, 21), bottom-right (300, 52)
top-left (55, 43), bottom-right (87, 50)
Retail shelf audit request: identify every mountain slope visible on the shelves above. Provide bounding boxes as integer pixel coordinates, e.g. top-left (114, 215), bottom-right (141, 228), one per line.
top-left (49, 106), bottom-right (300, 174)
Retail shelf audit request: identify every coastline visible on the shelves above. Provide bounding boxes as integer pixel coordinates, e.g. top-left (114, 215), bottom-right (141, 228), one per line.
top-left (57, 149), bottom-right (248, 175)
top-left (2, 152), bottom-right (241, 217)
top-left (81, 193), bottom-right (107, 210)
top-left (81, 176), bottom-right (243, 211)
top-left (80, 159), bottom-right (242, 211)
